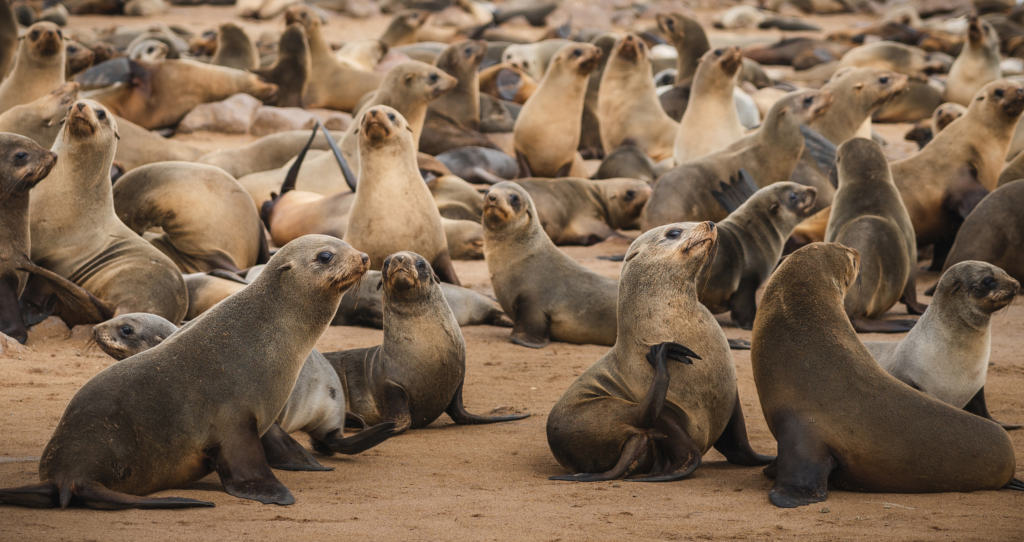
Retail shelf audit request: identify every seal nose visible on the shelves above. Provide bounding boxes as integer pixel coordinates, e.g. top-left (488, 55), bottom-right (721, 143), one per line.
top-left (705, 221), bottom-right (715, 231)
top-left (76, 103), bottom-right (86, 112)
top-left (487, 193), bottom-right (498, 203)
top-left (360, 253), bottom-right (369, 265)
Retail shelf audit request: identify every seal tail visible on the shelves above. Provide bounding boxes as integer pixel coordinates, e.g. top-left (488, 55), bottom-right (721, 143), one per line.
top-left (316, 421), bottom-right (397, 455)
top-left (0, 481), bottom-right (214, 510)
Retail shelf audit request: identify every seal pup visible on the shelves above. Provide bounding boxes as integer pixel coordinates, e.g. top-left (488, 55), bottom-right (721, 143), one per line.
top-left (344, 106), bottom-right (459, 284)
top-left (0, 22), bottom-right (66, 112)
top-left (254, 23), bottom-right (309, 108)
top-left (324, 251), bottom-right (528, 433)
top-left (867, 261), bottom-right (1020, 430)
top-left (483, 181), bottom-right (617, 347)
top-left (752, 242), bottom-right (1022, 508)
top-left (513, 42), bottom-right (601, 177)
top-left (0, 82), bottom-right (78, 148)
top-left (597, 34), bottom-right (677, 162)
top-left (826, 138), bottom-right (923, 333)
top-left (945, 17), bottom-right (1001, 106)
top-left (941, 180), bottom-right (1024, 282)
top-left (112, 161), bottom-right (267, 274)
top-left (29, 100), bottom-right (187, 324)
top-left (674, 47), bottom-right (744, 164)
top-left (516, 177), bottom-right (651, 245)
top-left (547, 222), bottom-right (772, 481)
top-left (212, 22), bottom-right (258, 71)
top-left (0, 235), bottom-right (371, 509)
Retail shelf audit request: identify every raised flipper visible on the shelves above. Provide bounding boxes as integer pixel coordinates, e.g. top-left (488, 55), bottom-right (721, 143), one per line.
top-left (214, 418), bottom-right (294, 505)
top-left (964, 386), bottom-right (1020, 430)
top-left (0, 481), bottom-right (213, 509)
top-left (260, 423), bottom-right (332, 471)
top-left (711, 169), bottom-right (759, 215)
top-left (317, 121), bottom-right (357, 192)
top-left (851, 317), bottom-right (915, 333)
top-left (446, 383), bottom-right (529, 425)
top-left (431, 251), bottom-right (461, 286)
top-left (19, 262), bottom-right (113, 326)
top-left (311, 422), bottom-right (397, 455)
top-left (765, 414), bottom-right (835, 508)
top-left (713, 395), bottom-right (774, 466)
top-left (799, 125), bottom-right (837, 176)
top-left (509, 293), bottom-right (549, 348)
top-left (728, 276), bottom-right (759, 330)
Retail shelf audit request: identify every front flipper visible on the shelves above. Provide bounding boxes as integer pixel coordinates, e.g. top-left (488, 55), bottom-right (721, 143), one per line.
top-left (766, 414), bottom-right (835, 508)
top-left (446, 383), bottom-right (530, 425)
top-left (380, 380), bottom-right (414, 434)
top-left (431, 251), bottom-right (461, 286)
top-left (900, 270), bottom-right (927, 315)
top-left (509, 294), bottom-right (549, 348)
top-left (214, 418), bottom-right (295, 505)
top-left (713, 395), bottom-right (774, 466)
top-left (261, 423), bottom-right (332, 471)
top-left (728, 276), bottom-right (759, 330)
top-left (964, 386), bottom-right (1020, 431)
top-left (851, 317), bottom-right (915, 333)
top-left (311, 422), bottom-right (397, 455)
top-left (553, 161), bottom-right (573, 178)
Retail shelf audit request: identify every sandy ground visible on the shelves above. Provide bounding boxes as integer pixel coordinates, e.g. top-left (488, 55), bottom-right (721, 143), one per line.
top-left (1, 2), bottom-right (1023, 540)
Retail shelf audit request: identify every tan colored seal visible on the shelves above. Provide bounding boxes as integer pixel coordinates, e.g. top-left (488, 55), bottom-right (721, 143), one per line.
top-left (112, 115), bottom-right (204, 170)
top-left (0, 235), bottom-right (370, 509)
top-left (482, 181), bottom-right (617, 347)
top-left (29, 100), bottom-right (187, 324)
top-left (806, 67), bottom-right (908, 144)
top-left (752, 242), bottom-right (1020, 508)
top-left (945, 16), bottom-right (1001, 106)
top-left (516, 177), bottom-right (651, 245)
top-left (0, 22), bottom-right (66, 112)
top-left (674, 47), bottom-right (744, 164)
top-left (0, 82), bottom-right (77, 148)
top-left (547, 222), bottom-right (771, 481)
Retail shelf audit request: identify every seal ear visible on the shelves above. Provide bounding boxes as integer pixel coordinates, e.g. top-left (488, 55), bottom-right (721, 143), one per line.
top-left (404, 72), bottom-right (416, 85)
top-left (853, 82), bottom-right (864, 91)
top-left (624, 245), bottom-right (641, 262)
top-left (768, 202), bottom-right (780, 214)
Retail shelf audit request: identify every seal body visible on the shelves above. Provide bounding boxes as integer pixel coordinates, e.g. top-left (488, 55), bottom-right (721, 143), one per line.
top-left (941, 180), bottom-right (1024, 282)
top-left (516, 177), bottom-right (651, 245)
top-left (752, 242), bottom-right (1017, 508)
top-left (674, 47), bottom-right (744, 164)
top-left (945, 17), bottom-right (1001, 106)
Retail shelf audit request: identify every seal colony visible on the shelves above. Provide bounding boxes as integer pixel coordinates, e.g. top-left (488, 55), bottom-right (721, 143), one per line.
top-left (0, 0), bottom-right (1022, 526)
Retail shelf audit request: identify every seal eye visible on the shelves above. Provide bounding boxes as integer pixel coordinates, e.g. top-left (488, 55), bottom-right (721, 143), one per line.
top-left (714, 48), bottom-right (724, 56)
top-left (96, 110), bottom-right (107, 121)
top-left (316, 251), bottom-right (334, 264)
top-left (624, 190), bottom-right (636, 202)
top-left (148, 46), bottom-right (155, 54)
top-left (68, 45), bottom-right (78, 53)
top-left (982, 276), bottom-right (997, 290)
top-left (29, 30), bottom-right (39, 41)
top-left (387, 112), bottom-right (396, 122)
top-left (416, 260), bottom-right (427, 272)
top-left (879, 76), bottom-right (889, 84)
top-left (995, 88), bottom-right (1005, 98)
top-left (120, 325), bottom-right (134, 336)
top-left (571, 49), bottom-right (582, 58)
top-left (803, 95), bottom-right (815, 107)
top-left (428, 73), bottom-right (439, 84)
top-left (13, 151), bottom-right (28, 163)
top-left (666, 228), bottom-right (682, 240)
top-left (789, 192), bottom-right (798, 203)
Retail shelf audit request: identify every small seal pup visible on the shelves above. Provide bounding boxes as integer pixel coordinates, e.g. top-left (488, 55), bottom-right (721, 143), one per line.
top-left (324, 251), bottom-right (529, 433)
top-left (344, 106), bottom-right (459, 284)
top-left (516, 177), bottom-right (651, 245)
top-left (0, 82), bottom-right (77, 151)
top-left (945, 17), bottom-right (1001, 106)
top-left (941, 180), bottom-right (1024, 282)
top-left (91, 312), bottom-right (397, 464)
top-left (674, 47), bottom-right (744, 164)
top-left (752, 242), bottom-right (1022, 509)
top-left (0, 235), bottom-right (371, 509)
top-left (826, 138), bottom-right (923, 333)
top-left (547, 222), bottom-right (772, 481)
top-left (0, 22), bottom-right (66, 112)
top-left (29, 100), bottom-right (188, 324)
top-left (867, 261), bottom-right (1020, 430)
top-left (483, 181), bottom-right (617, 348)
top-left (513, 42), bottom-right (602, 177)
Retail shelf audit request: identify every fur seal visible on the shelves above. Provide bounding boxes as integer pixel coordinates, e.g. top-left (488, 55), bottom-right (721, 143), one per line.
top-left (254, 23), bottom-right (309, 108)
top-left (807, 68), bottom-right (909, 144)
top-left (596, 34), bottom-right (676, 162)
top-left (516, 177), bottom-right (651, 245)
top-left (29, 100), bottom-right (187, 324)
top-left (501, 39), bottom-right (570, 81)
top-left (752, 242), bottom-right (1021, 508)
top-left (0, 82), bottom-right (77, 148)
top-left (324, 251), bottom-right (528, 433)
top-left (867, 261), bottom-right (1020, 430)
top-left (941, 180), bottom-right (1024, 282)
top-left (344, 106), bottom-right (459, 284)
top-left (435, 146), bottom-right (518, 185)
top-left (0, 235), bottom-right (370, 509)
top-left (112, 115), bottom-right (204, 170)
top-left (657, 12), bottom-right (708, 83)
top-left (700, 179), bottom-right (818, 329)
top-left (546, 221), bottom-right (772, 481)
top-left (592, 143), bottom-right (660, 183)
top-left (64, 40), bottom-right (95, 79)
top-left (642, 89), bottom-right (833, 230)
top-left (483, 181), bottom-right (617, 347)
top-left (0, 22), bottom-right (65, 113)
top-left (112, 161), bottom-right (267, 274)
top-left (212, 23), bottom-right (258, 71)
top-left (200, 128), bottom-right (346, 180)
top-left (0, 0), bottom-right (15, 78)
top-left (674, 47), bottom-right (744, 164)
top-left (513, 42), bottom-right (601, 177)
top-left (428, 39), bottom-right (484, 130)
top-left (826, 138), bottom-right (923, 333)
top-left (380, 10), bottom-right (428, 48)
top-left (945, 17), bottom-right (1001, 106)
top-left (183, 271), bottom-right (246, 320)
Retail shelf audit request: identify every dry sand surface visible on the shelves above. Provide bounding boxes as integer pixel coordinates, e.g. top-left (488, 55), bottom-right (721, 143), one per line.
top-left (1, 3), bottom-right (1023, 540)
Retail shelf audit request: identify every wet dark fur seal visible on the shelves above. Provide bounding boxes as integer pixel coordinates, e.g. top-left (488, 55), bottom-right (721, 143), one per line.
top-left (254, 23), bottom-right (309, 108)
top-left (752, 242), bottom-right (1021, 509)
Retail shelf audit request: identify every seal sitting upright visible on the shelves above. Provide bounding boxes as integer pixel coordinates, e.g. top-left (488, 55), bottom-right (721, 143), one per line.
top-left (752, 242), bottom-right (1022, 508)
top-left (547, 222), bottom-right (772, 481)
top-left (0, 235), bottom-right (370, 509)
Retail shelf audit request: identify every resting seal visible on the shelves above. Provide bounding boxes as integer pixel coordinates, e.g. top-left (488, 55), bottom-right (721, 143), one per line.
top-left (516, 177), bottom-right (651, 245)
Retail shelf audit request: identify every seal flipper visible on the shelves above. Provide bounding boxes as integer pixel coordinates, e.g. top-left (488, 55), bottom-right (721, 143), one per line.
top-left (850, 317), bottom-right (915, 333)
top-left (964, 387), bottom-right (1021, 431)
top-left (1006, 478), bottom-right (1024, 491)
top-left (214, 418), bottom-right (295, 505)
top-left (0, 482), bottom-right (214, 509)
top-left (728, 276), bottom-right (759, 329)
top-left (0, 275), bottom-right (27, 343)
top-left (509, 293), bottom-right (549, 348)
top-left (711, 169), bottom-right (759, 215)
top-left (445, 382), bottom-right (530, 425)
top-left (381, 380), bottom-right (413, 434)
top-left (550, 434), bottom-right (652, 482)
top-left (19, 262), bottom-right (114, 325)
top-left (799, 125), bottom-right (837, 176)
top-left (515, 150), bottom-right (532, 178)
top-left (900, 269), bottom-right (927, 315)
top-left (767, 414), bottom-right (835, 508)
top-left (727, 338), bottom-right (751, 350)
top-left (713, 395), bottom-right (774, 466)
top-left (260, 423), bottom-right (333, 471)
top-left (313, 422), bottom-right (397, 455)
top-left (431, 251), bottom-right (461, 286)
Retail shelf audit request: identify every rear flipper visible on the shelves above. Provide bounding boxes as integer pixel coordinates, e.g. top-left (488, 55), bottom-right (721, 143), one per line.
top-left (446, 383), bottom-right (530, 425)
top-left (1006, 479), bottom-right (1024, 491)
top-left (964, 386), bottom-right (1020, 431)
top-left (713, 395), bottom-right (774, 466)
top-left (261, 423), bottom-right (332, 471)
top-left (765, 414), bottom-right (835, 508)
top-left (509, 293), bottom-right (550, 348)
top-left (851, 317), bottom-right (915, 333)
top-left (0, 482), bottom-right (213, 509)
top-left (19, 262), bottom-right (114, 326)
top-left (311, 422), bottom-right (397, 455)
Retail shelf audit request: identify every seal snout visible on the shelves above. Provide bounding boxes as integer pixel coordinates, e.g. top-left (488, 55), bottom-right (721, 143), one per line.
top-left (362, 108), bottom-right (396, 142)
top-left (719, 46), bottom-right (742, 74)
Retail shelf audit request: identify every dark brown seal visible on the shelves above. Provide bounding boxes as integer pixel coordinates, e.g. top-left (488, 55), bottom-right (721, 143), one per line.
top-left (941, 180), bottom-right (1024, 283)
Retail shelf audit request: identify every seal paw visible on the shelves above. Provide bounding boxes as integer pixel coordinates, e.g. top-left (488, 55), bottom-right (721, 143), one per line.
top-left (769, 486), bottom-right (827, 508)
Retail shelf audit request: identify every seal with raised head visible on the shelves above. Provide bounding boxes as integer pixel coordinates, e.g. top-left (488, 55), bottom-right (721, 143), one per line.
top-left (806, 67), bottom-right (908, 144)
top-left (29, 100), bottom-right (188, 324)
top-left (826, 137), bottom-right (923, 333)
top-left (867, 261), bottom-right (1020, 430)
top-left (752, 242), bottom-right (1022, 508)
top-left (0, 82), bottom-right (78, 148)
top-left (0, 22), bottom-right (66, 112)
top-left (483, 181), bottom-right (617, 347)
top-left (324, 251), bottom-right (528, 433)
top-left (546, 222), bottom-right (772, 481)
top-left (0, 235), bottom-right (371, 509)
top-left (674, 47), bottom-right (744, 164)
top-left (945, 16), bottom-right (1001, 106)
top-left (941, 180), bottom-right (1024, 282)
top-left (344, 106), bottom-right (459, 284)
